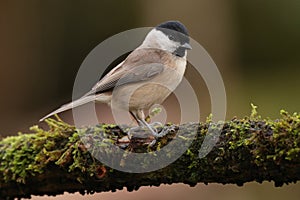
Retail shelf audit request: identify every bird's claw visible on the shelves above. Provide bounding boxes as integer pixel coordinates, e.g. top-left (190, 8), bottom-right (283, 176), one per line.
top-left (127, 123), bottom-right (176, 147)
top-left (156, 124), bottom-right (176, 137)
top-left (147, 124), bottom-right (176, 147)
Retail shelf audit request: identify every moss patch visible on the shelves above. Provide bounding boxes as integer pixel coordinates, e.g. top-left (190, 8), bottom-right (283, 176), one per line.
top-left (0, 108), bottom-right (299, 198)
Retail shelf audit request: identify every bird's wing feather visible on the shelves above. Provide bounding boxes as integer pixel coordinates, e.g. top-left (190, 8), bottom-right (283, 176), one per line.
top-left (84, 49), bottom-right (166, 95)
top-left (116, 62), bottom-right (164, 86)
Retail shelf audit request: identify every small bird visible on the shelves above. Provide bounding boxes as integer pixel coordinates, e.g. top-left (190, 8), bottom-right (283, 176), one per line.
top-left (40, 20), bottom-right (192, 138)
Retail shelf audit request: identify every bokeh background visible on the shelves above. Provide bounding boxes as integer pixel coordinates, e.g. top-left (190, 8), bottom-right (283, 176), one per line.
top-left (1, 0), bottom-right (300, 199)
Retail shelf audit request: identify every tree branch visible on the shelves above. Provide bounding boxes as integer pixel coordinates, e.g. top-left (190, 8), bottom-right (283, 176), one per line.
top-left (0, 110), bottom-right (299, 199)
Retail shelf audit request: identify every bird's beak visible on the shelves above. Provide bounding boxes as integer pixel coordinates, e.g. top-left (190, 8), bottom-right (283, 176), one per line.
top-left (181, 43), bottom-right (192, 50)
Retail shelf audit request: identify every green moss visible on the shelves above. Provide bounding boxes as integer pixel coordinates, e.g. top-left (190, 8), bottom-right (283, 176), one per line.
top-left (0, 118), bottom-right (73, 183)
top-left (0, 107), bottom-right (299, 194)
top-left (0, 117), bottom-right (110, 184)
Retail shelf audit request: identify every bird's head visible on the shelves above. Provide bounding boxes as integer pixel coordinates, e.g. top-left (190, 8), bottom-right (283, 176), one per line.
top-left (141, 21), bottom-right (192, 58)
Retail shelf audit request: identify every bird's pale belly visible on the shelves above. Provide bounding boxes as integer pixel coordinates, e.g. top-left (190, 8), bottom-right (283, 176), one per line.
top-left (130, 83), bottom-right (172, 109)
top-left (110, 82), bottom-right (172, 111)
top-left (111, 71), bottom-right (183, 111)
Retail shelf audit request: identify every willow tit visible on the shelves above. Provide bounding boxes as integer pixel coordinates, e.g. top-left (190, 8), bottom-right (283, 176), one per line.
top-left (40, 21), bottom-right (192, 138)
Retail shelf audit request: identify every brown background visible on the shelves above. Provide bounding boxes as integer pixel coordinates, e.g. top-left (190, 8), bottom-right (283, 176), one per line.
top-left (1, 0), bottom-right (300, 199)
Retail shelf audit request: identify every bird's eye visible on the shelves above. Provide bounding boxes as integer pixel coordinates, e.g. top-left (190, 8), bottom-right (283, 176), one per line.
top-left (168, 34), bottom-right (175, 40)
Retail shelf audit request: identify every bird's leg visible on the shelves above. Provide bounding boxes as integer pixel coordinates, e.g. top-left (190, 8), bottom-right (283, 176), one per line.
top-left (128, 110), bottom-right (158, 144)
top-left (131, 110), bottom-right (159, 135)
top-left (138, 118), bottom-right (178, 147)
top-left (138, 118), bottom-right (160, 137)
top-left (130, 111), bottom-right (143, 126)
top-left (140, 119), bottom-right (176, 137)
top-left (128, 111), bottom-right (149, 139)
top-left (129, 110), bottom-right (175, 146)
top-left (145, 107), bottom-right (176, 136)
top-left (149, 121), bottom-right (163, 128)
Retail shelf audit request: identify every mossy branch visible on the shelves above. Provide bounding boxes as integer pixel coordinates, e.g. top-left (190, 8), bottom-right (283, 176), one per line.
top-left (0, 109), bottom-right (300, 199)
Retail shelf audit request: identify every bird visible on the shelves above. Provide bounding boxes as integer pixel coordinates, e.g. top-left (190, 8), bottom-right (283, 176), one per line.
top-left (40, 20), bottom-right (192, 138)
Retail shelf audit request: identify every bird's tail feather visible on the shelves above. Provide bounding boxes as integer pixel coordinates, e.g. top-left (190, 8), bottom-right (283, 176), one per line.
top-left (39, 94), bottom-right (110, 121)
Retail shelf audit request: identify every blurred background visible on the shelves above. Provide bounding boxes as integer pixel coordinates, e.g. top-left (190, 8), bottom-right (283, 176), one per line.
top-left (1, 0), bottom-right (300, 199)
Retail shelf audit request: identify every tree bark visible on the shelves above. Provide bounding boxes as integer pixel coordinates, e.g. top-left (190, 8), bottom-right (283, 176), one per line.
top-left (0, 110), bottom-right (299, 199)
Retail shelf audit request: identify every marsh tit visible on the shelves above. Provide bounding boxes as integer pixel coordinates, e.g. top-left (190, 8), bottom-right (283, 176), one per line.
top-left (40, 20), bottom-right (192, 138)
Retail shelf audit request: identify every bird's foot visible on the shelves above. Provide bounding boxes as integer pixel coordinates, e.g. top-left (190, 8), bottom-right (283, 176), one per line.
top-left (148, 122), bottom-right (176, 137)
top-left (147, 124), bottom-right (177, 146)
top-left (157, 124), bottom-right (177, 137)
top-left (127, 123), bottom-right (176, 147)
top-left (127, 126), bottom-right (155, 146)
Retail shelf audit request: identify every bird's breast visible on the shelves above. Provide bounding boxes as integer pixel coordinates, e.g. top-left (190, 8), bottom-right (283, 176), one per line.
top-left (111, 57), bottom-right (186, 111)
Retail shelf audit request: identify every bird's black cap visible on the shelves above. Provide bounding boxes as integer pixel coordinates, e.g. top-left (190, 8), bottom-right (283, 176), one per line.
top-left (155, 21), bottom-right (190, 45)
top-left (156, 21), bottom-right (189, 37)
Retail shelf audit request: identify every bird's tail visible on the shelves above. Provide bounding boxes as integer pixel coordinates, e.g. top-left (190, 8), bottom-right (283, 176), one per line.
top-left (39, 94), bottom-right (111, 122)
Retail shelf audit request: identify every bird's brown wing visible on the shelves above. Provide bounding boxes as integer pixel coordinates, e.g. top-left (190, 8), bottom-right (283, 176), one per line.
top-left (83, 49), bottom-right (167, 96)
